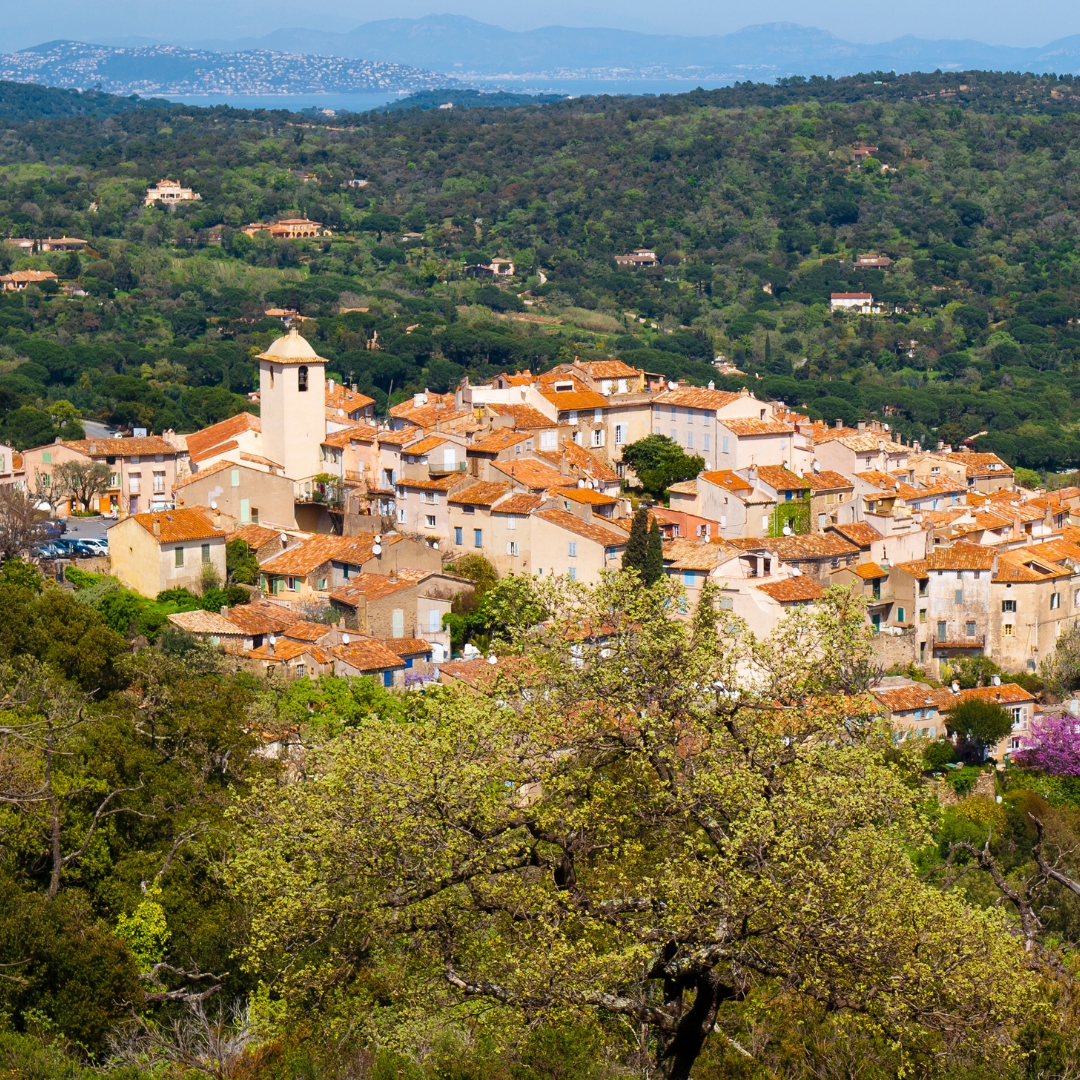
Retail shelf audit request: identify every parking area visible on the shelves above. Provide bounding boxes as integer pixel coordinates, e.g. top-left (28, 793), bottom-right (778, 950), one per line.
top-left (60, 516), bottom-right (110, 540)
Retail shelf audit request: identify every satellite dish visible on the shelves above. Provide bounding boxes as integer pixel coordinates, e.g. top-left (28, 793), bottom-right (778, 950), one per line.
top-left (782, 525), bottom-right (793, 536)
top-left (372, 544), bottom-right (382, 555)
top-left (342, 633), bottom-right (350, 644)
top-left (269, 633), bottom-right (277, 644)
top-left (373, 534), bottom-right (382, 544)
top-left (210, 501), bottom-right (217, 510)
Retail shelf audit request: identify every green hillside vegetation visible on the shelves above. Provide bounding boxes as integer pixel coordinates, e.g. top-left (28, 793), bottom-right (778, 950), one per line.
top-left (0, 70), bottom-right (1079, 468)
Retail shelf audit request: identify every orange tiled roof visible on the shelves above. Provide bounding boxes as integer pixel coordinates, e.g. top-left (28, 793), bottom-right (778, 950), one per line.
top-left (326, 384), bottom-right (375, 413)
top-left (653, 387), bottom-right (745, 411)
top-left (175, 460), bottom-right (233, 489)
top-left (578, 359), bottom-right (640, 379)
top-left (398, 474), bottom-right (460, 493)
top-left (874, 685), bottom-right (954, 712)
top-left (450, 481), bottom-right (511, 506)
top-left (65, 435), bottom-right (177, 458)
top-left (700, 469), bottom-right (754, 493)
top-left (952, 683), bottom-right (1036, 707)
top-left (126, 507), bottom-right (224, 544)
top-left (853, 561), bottom-right (888, 579)
top-left (251, 639), bottom-right (331, 664)
top-left (404, 433), bottom-right (451, 456)
top-left (542, 440), bottom-right (620, 483)
top-left (322, 424), bottom-right (376, 449)
top-left (755, 577), bottom-right (825, 602)
top-left (222, 601), bottom-right (300, 636)
top-left (804, 469), bottom-right (854, 491)
top-left (167, 609), bottom-right (244, 635)
top-left (754, 465), bottom-right (810, 491)
top-left (719, 418), bottom-right (794, 437)
top-left (925, 541), bottom-right (995, 572)
top-left (184, 413), bottom-right (260, 462)
top-left (333, 638), bottom-right (406, 672)
top-left (260, 534), bottom-right (356, 576)
top-left (828, 521), bottom-right (882, 547)
top-left (382, 637), bottom-right (434, 657)
top-left (761, 534), bottom-right (861, 561)
top-left (329, 568), bottom-right (432, 605)
top-left (539, 387), bottom-right (611, 411)
top-left (493, 492), bottom-right (545, 514)
top-left (493, 458), bottom-right (568, 490)
top-left (468, 429), bottom-right (533, 454)
top-left (534, 508), bottom-right (627, 547)
top-left (282, 620), bottom-right (336, 642)
top-left (229, 523), bottom-right (284, 550)
top-left (894, 559), bottom-right (929, 580)
top-left (485, 404), bottom-right (555, 429)
top-left (551, 486), bottom-right (618, 506)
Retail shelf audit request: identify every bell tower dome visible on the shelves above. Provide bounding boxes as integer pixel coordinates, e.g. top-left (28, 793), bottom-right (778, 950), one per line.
top-left (255, 327), bottom-right (327, 481)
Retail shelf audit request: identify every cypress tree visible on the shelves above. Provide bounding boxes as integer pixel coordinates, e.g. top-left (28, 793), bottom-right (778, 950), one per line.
top-left (644, 518), bottom-right (664, 586)
top-left (622, 506), bottom-right (649, 576)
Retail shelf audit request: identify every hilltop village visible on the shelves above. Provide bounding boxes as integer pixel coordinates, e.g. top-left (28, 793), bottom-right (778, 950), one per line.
top-left (7, 322), bottom-right (1073, 761)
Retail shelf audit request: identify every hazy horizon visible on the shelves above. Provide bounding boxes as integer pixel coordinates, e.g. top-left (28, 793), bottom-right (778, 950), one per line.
top-left (2, 2), bottom-right (1079, 56)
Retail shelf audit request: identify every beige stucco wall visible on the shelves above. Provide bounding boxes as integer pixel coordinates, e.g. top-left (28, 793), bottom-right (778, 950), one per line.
top-left (176, 464), bottom-right (297, 529)
top-left (108, 519), bottom-right (226, 598)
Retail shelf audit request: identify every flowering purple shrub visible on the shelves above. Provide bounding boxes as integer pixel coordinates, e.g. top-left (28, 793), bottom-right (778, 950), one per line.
top-left (1014, 714), bottom-right (1080, 776)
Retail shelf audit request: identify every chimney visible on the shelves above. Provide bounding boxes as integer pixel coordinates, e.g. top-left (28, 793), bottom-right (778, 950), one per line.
top-left (352, 383), bottom-right (358, 393)
top-left (951, 681), bottom-right (960, 694)
top-left (708, 380), bottom-right (715, 390)
top-left (835, 419), bottom-right (843, 429)
top-left (152, 519), bottom-right (161, 537)
top-left (857, 421), bottom-right (866, 432)
top-left (328, 378), bottom-right (335, 393)
top-left (220, 605), bottom-right (228, 617)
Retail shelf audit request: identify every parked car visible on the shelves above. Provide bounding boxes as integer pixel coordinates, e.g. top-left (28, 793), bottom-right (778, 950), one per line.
top-left (32, 542), bottom-right (66, 560)
top-left (43, 520), bottom-right (65, 539)
top-left (78, 538), bottom-right (109, 556)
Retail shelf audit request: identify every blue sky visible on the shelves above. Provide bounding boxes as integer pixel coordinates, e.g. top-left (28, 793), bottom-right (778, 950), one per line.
top-left (2, 0), bottom-right (1076, 54)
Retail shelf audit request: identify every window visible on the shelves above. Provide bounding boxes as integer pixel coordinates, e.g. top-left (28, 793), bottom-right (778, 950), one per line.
top-left (129, 473), bottom-right (141, 494)
top-left (568, 567), bottom-right (577, 581)
top-left (1051, 592), bottom-right (1061, 610)
top-left (1075, 588), bottom-right (1080, 607)
top-left (251, 507), bottom-right (260, 524)
top-left (42, 451), bottom-right (52, 464)
top-left (592, 429), bottom-right (604, 448)
top-left (541, 430), bottom-right (557, 449)
top-left (686, 432), bottom-right (693, 449)
top-left (614, 424), bottom-right (625, 445)
top-left (174, 546), bottom-right (184, 568)
top-left (397, 508), bottom-right (407, 524)
top-left (606, 546), bottom-right (617, 559)
top-left (653, 404), bottom-right (661, 418)
top-left (392, 609), bottom-right (404, 638)
top-left (454, 526), bottom-right (463, 545)
top-left (573, 431), bottom-right (582, 445)
top-left (295, 664), bottom-right (305, 678)
top-left (896, 607), bottom-right (905, 623)
top-left (686, 409), bottom-right (693, 424)
top-left (965, 620), bottom-right (976, 637)
top-left (231, 468), bottom-right (240, 487)
top-left (110, 472), bottom-right (119, 487)
top-left (670, 428), bottom-right (677, 440)
top-left (818, 513), bottom-right (826, 528)
top-left (152, 470), bottom-right (166, 494)
top-left (462, 504), bottom-right (475, 515)
top-left (474, 529), bottom-right (483, 548)
top-left (40, 472), bottom-right (50, 488)
top-left (1003, 624), bottom-right (1014, 636)
top-left (429, 609), bottom-right (441, 633)
top-left (424, 491), bottom-right (438, 504)
top-left (201, 543), bottom-right (210, 564)
top-left (670, 405), bottom-right (677, 419)
top-left (919, 608), bottom-right (927, 624)
top-left (919, 580), bottom-right (928, 596)
top-left (682, 570), bottom-right (698, 587)
top-left (1002, 599), bottom-right (1016, 612)
top-left (703, 433), bottom-right (710, 451)
top-left (937, 621), bottom-right (947, 641)
top-left (425, 514), bottom-right (436, 528)
top-left (568, 410), bottom-right (578, 423)
top-left (1011, 707), bottom-right (1023, 727)
top-left (761, 515), bottom-right (769, 530)
top-left (240, 498), bottom-right (250, 523)
top-left (317, 577), bottom-right (327, 590)
top-left (594, 409), bottom-right (602, 422)
top-left (288, 577), bottom-right (300, 592)
top-left (506, 514), bottom-right (516, 530)
top-left (954, 589), bottom-right (963, 604)
top-left (568, 541), bottom-right (577, 558)
top-left (722, 436), bottom-right (729, 454)
top-left (507, 541), bottom-right (519, 556)
top-left (297, 365), bottom-right (308, 392)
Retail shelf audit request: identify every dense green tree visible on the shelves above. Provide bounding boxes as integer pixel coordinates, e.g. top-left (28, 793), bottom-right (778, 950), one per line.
top-left (621, 436), bottom-right (704, 501)
top-left (621, 506), bottom-right (650, 576)
top-left (644, 517), bottom-right (664, 585)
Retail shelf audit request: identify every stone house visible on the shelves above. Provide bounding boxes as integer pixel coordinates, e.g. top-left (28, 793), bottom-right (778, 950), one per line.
top-left (925, 542), bottom-right (996, 673)
top-left (649, 386), bottom-right (771, 471)
top-left (174, 460), bottom-right (297, 530)
top-left (804, 469), bottom-right (856, 530)
top-left (530, 509), bottom-right (627, 584)
top-left (107, 507), bottom-right (227, 598)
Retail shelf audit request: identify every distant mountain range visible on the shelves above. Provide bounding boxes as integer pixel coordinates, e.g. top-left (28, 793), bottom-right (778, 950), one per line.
top-left (0, 40), bottom-right (458, 97)
top-left (178, 16), bottom-right (1080, 81)
top-left (8, 18), bottom-right (1080, 101)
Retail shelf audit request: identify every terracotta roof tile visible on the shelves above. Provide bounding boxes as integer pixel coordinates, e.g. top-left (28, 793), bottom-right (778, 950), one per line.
top-left (398, 475), bottom-right (459, 492)
top-left (468, 429), bottom-right (534, 454)
top-left (333, 638), bottom-right (406, 672)
top-left (229, 523), bottom-right (284, 550)
top-left (853, 561), bottom-right (888, 579)
top-left (493, 458), bottom-right (568, 490)
top-left (534, 508), bottom-right (627, 547)
top-left (493, 493), bottom-right (545, 514)
top-left (700, 469), bottom-right (754, 493)
top-left (326, 384), bottom-right (375, 413)
top-left (322, 424), bottom-right (376, 449)
top-left (65, 435), bottom-right (177, 458)
top-left (952, 683), bottom-right (1036, 707)
top-left (222, 602), bottom-right (299, 636)
top-left (260, 535), bottom-right (356, 576)
top-left (551, 487), bottom-right (618, 505)
top-left (874, 685), bottom-right (954, 712)
top-left (167, 609), bottom-right (245, 635)
top-left (251, 639), bottom-right (330, 664)
top-left (175, 460), bottom-right (233, 489)
top-left (803, 469), bottom-right (854, 492)
top-left (404, 434), bottom-right (451, 456)
top-left (184, 413), bottom-right (261, 462)
top-left (925, 541), bottom-right (996, 571)
top-left (578, 359), bottom-right (640, 379)
top-left (382, 637), bottom-right (434, 657)
top-left (485, 404), bottom-right (555, 429)
top-left (329, 568), bottom-right (432, 605)
top-left (539, 388), bottom-right (610, 411)
top-left (765, 534), bottom-right (860, 561)
top-left (282, 621), bottom-right (336, 642)
top-left (122, 507), bottom-right (224, 544)
top-left (450, 481), bottom-right (511, 506)
top-left (755, 577), bottom-right (825, 602)
top-left (754, 465), bottom-right (810, 490)
top-left (828, 521), bottom-right (883, 547)
top-left (653, 387), bottom-right (745, 411)
top-left (667, 480), bottom-right (698, 495)
top-left (719, 418), bottom-right (794, 436)
top-left (894, 559), bottom-right (929, 580)
top-left (663, 538), bottom-right (726, 570)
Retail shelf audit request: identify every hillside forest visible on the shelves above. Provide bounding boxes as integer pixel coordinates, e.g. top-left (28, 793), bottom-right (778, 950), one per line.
top-left (0, 71), bottom-right (1079, 471)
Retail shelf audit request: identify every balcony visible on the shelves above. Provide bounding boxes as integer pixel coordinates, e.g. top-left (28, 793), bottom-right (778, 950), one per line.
top-left (933, 634), bottom-right (986, 651)
top-left (428, 461), bottom-right (468, 477)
